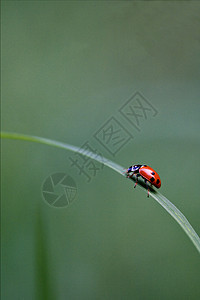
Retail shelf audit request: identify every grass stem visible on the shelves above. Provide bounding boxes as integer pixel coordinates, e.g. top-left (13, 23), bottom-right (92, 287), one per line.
top-left (1, 131), bottom-right (200, 254)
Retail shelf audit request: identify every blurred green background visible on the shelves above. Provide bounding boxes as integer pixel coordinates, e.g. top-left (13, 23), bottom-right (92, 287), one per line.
top-left (2, 1), bottom-right (200, 299)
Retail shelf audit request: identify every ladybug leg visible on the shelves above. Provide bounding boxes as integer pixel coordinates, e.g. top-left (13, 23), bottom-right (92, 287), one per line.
top-left (144, 179), bottom-right (150, 197)
top-left (126, 171), bottom-right (132, 178)
top-left (134, 174), bottom-right (140, 188)
top-left (126, 172), bottom-right (134, 179)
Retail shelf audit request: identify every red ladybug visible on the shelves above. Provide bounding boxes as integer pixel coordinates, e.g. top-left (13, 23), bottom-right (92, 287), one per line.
top-left (126, 164), bottom-right (161, 197)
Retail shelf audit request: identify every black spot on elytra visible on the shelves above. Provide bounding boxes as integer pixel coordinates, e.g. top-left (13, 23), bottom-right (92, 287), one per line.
top-left (156, 179), bottom-right (160, 184)
top-left (151, 172), bottom-right (155, 175)
top-left (150, 177), bottom-right (155, 182)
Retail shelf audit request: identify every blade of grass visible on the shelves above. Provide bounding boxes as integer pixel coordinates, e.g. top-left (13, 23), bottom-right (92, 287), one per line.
top-left (35, 207), bottom-right (55, 300)
top-left (1, 131), bottom-right (200, 254)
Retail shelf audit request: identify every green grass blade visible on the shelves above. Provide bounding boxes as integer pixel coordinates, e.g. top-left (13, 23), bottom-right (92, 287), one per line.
top-left (1, 131), bottom-right (200, 254)
top-left (35, 208), bottom-right (55, 300)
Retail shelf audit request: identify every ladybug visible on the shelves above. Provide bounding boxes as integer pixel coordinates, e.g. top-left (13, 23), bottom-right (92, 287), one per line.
top-left (126, 164), bottom-right (161, 197)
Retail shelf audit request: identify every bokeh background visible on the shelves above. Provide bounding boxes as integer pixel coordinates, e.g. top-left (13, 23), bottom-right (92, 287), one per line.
top-left (2, 1), bottom-right (200, 299)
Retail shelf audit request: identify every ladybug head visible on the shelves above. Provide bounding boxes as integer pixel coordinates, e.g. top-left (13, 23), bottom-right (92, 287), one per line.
top-left (127, 165), bottom-right (142, 173)
top-left (127, 166), bottom-right (133, 173)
